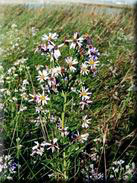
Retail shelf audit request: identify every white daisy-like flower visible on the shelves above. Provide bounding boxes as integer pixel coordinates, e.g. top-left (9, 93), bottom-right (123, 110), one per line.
top-left (65, 57), bottom-right (78, 72)
top-left (80, 87), bottom-right (92, 100)
top-left (59, 127), bottom-right (69, 137)
top-left (79, 133), bottom-right (89, 143)
top-left (82, 115), bottom-right (91, 128)
top-left (54, 49), bottom-right (61, 60)
top-left (37, 69), bottom-right (49, 82)
top-left (42, 138), bottom-right (59, 153)
top-left (80, 63), bottom-right (89, 75)
top-left (38, 91), bottom-right (50, 106)
top-left (80, 99), bottom-right (93, 110)
top-left (22, 79), bottom-right (29, 85)
top-left (42, 32), bottom-right (58, 41)
top-left (48, 41), bottom-right (64, 60)
top-left (30, 141), bottom-right (45, 156)
top-left (49, 45), bottom-right (61, 60)
top-left (66, 32), bottom-right (84, 49)
top-left (86, 57), bottom-right (99, 70)
top-left (50, 66), bottom-right (62, 77)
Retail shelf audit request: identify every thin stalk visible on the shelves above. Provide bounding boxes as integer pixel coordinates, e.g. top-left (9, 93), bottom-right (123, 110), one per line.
top-left (61, 92), bottom-right (67, 129)
top-left (63, 151), bottom-right (67, 181)
top-left (39, 115), bottom-right (48, 141)
top-left (16, 137), bottom-right (21, 180)
top-left (61, 92), bottom-right (67, 181)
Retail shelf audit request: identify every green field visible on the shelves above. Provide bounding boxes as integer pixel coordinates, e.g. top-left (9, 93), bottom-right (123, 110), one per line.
top-left (0, 4), bottom-right (136, 183)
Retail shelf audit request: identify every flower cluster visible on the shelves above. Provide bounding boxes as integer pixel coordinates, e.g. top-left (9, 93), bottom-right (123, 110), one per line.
top-left (81, 163), bottom-right (104, 182)
top-left (3, 32), bottom-right (100, 181)
top-left (0, 155), bottom-right (20, 181)
top-left (109, 160), bottom-right (136, 181)
top-left (34, 32), bottom-right (100, 106)
top-left (81, 159), bottom-right (136, 182)
top-left (31, 138), bottom-right (59, 156)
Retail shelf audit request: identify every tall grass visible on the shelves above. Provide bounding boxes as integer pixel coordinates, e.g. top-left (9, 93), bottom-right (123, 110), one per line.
top-left (0, 4), bottom-right (136, 183)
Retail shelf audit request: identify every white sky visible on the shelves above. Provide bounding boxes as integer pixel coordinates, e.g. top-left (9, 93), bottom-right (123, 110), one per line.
top-left (0, 0), bottom-right (136, 5)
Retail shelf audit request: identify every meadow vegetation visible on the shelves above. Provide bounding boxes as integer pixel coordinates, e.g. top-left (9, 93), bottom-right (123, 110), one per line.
top-left (0, 4), bottom-right (136, 183)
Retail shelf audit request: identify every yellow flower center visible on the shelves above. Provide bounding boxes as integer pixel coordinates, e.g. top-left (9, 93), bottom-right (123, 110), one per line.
top-left (48, 36), bottom-right (52, 40)
top-left (40, 96), bottom-right (46, 101)
top-left (81, 92), bottom-right (87, 97)
top-left (82, 67), bottom-right (87, 72)
top-left (22, 94), bottom-right (27, 99)
top-left (40, 74), bottom-right (45, 80)
top-left (89, 59), bottom-right (95, 65)
top-left (84, 33), bottom-right (89, 37)
top-left (69, 62), bottom-right (73, 67)
top-left (32, 95), bottom-right (35, 99)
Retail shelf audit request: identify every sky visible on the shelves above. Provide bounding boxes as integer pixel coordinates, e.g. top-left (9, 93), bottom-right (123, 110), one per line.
top-left (0, 0), bottom-right (136, 5)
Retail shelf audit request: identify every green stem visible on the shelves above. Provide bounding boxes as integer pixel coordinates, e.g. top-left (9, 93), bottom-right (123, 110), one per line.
top-left (61, 92), bottom-right (67, 181)
top-left (61, 92), bottom-right (67, 129)
top-left (63, 152), bottom-right (67, 181)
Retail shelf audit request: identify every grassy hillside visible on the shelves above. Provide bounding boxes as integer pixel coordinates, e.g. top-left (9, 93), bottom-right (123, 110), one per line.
top-left (0, 4), bottom-right (136, 183)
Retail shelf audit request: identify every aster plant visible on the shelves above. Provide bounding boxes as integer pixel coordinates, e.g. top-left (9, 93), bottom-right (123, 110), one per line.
top-left (3, 32), bottom-right (100, 182)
